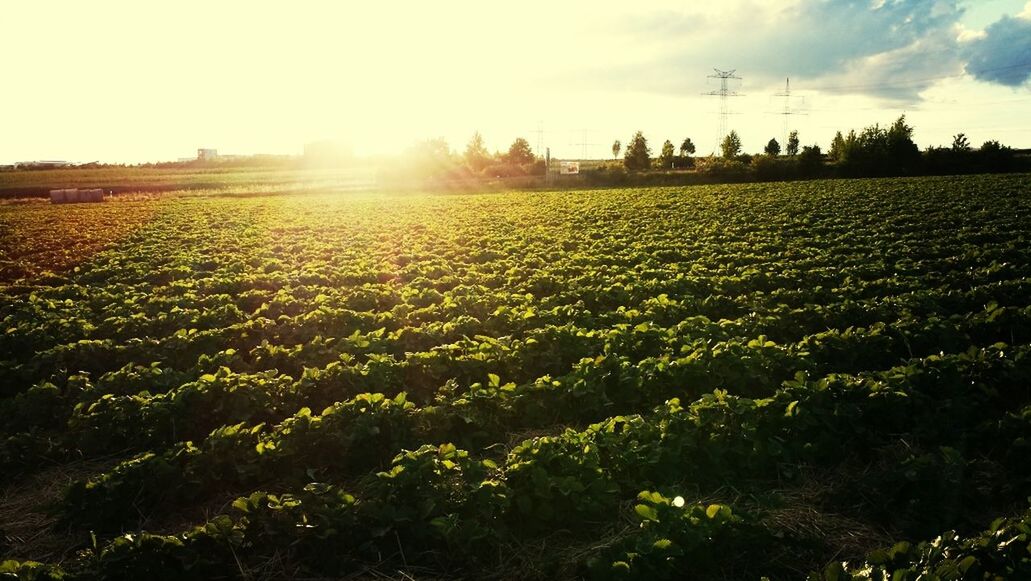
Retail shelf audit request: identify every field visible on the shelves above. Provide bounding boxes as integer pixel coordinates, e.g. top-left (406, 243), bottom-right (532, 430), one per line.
top-left (2, 174), bottom-right (1031, 579)
top-left (0, 167), bottom-right (375, 198)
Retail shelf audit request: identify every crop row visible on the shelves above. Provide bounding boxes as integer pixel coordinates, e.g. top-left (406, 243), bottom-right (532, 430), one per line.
top-left (4, 342), bottom-right (1024, 579)
top-left (5, 300), bottom-right (1028, 485)
top-left (64, 337), bottom-right (1031, 536)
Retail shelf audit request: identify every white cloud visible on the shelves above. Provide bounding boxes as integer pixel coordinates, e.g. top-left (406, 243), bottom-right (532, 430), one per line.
top-left (1020, 1), bottom-right (1031, 19)
top-left (570, 0), bottom-right (966, 101)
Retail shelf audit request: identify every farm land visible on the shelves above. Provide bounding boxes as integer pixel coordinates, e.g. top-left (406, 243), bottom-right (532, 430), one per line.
top-left (2, 174), bottom-right (1031, 579)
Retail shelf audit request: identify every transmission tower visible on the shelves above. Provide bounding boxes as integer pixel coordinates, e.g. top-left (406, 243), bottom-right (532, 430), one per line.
top-left (569, 128), bottom-right (600, 159)
top-left (703, 68), bottom-right (743, 153)
top-left (773, 78), bottom-right (806, 147)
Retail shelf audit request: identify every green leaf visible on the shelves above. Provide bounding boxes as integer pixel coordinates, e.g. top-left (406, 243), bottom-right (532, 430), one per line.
top-left (705, 504), bottom-right (731, 520)
top-left (634, 504), bottom-right (659, 522)
top-left (231, 497), bottom-right (251, 513)
top-left (611, 561), bottom-right (631, 572)
top-left (958, 555), bottom-right (978, 572)
top-left (637, 490), bottom-right (664, 504)
top-left (652, 538), bottom-right (674, 550)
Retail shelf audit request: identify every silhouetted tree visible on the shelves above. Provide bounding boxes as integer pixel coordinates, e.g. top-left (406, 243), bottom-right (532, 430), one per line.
top-left (464, 132), bottom-right (491, 171)
top-left (799, 144), bottom-right (823, 173)
top-left (624, 131), bottom-right (651, 171)
top-left (720, 130), bottom-right (742, 158)
top-left (952, 133), bottom-right (971, 152)
top-left (887, 115), bottom-right (920, 173)
top-left (764, 138), bottom-right (781, 156)
top-left (829, 131), bottom-right (846, 162)
top-left (786, 130), bottom-right (800, 156)
top-left (505, 137), bottom-right (535, 165)
top-left (680, 138), bottom-right (696, 156)
top-left (979, 140), bottom-right (1016, 171)
top-left (612, 140), bottom-right (621, 160)
top-left (836, 115), bottom-right (919, 176)
top-left (659, 140), bottom-right (675, 168)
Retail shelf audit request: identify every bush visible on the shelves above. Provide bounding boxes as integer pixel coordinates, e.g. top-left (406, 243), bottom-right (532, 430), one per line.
top-left (750, 154), bottom-right (793, 181)
top-left (798, 145), bottom-right (824, 176)
top-left (695, 157), bottom-right (751, 181)
top-left (672, 155), bottom-right (694, 169)
top-left (583, 164), bottom-right (629, 186)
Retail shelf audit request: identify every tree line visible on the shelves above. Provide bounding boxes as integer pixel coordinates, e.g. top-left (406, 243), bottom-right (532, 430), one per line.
top-left (391, 134), bottom-right (545, 183)
top-left (599, 115), bottom-right (1025, 184)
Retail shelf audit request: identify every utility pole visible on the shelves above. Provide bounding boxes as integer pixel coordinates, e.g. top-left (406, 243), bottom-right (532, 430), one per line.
top-left (533, 121), bottom-right (544, 157)
top-left (703, 68), bottom-right (743, 154)
top-left (545, 147), bottom-right (551, 186)
top-left (774, 78), bottom-right (806, 147)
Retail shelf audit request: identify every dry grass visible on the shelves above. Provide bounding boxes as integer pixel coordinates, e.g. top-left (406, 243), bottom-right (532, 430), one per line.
top-left (756, 464), bottom-right (896, 577)
top-left (0, 457), bottom-right (124, 562)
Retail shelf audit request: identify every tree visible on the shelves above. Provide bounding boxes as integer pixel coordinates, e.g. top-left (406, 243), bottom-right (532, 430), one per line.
top-left (505, 137), bottom-right (535, 165)
top-left (764, 138), bottom-right (781, 156)
top-left (836, 115), bottom-right (921, 176)
top-left (786, 130), bottom-right (800, 156)
top-left (680, 138), bottom-right (696, 156)
top-left (951, 133), bottom-right (971, 152)
top-left (886, 115), bottom-right (920, 172)
top-left (612, 140), bottom-right (621, 160)
top-left (979, 140), bottom-right (1016, 171)
top-left (798, 144), bottom-right (823, 173)
top-left (829, 131), bottom-right (846, 162)
top-left (659, 140), bottom-right (675, 168)
top-left (406, 138), bottom-right (456, 178)
top-left (720, 130), bottom-right (742, 158)
top-left (623, 131), bottom-right (651, 171)
top-left (464, 132), bottom-right (491, 171)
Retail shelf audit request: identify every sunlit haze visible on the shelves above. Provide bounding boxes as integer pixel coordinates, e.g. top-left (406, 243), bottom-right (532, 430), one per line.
top-left (3, 0), bottom-right (1030, 163)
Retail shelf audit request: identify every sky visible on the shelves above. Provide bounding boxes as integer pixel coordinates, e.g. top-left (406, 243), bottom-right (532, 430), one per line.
top-left (2, 0), bottom-right (1030, 163)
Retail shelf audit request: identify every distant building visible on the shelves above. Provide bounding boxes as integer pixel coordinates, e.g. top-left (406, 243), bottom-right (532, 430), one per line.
top-left (14, 160), bottom-right (73, 168)
top-left (197, 148), bottom-right (218, 160)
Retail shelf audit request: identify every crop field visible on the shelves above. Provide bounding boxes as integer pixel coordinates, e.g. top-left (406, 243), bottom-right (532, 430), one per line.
top-left (2, 174), bottom-right (1031, 579)
top-left (0, 167), bottom-right (375, 199)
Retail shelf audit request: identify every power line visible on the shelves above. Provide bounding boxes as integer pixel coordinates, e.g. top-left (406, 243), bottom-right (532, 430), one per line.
top-left (568, 128), bottom-right (600, 159)
top-left (703, 68), bottom-right (743, 154)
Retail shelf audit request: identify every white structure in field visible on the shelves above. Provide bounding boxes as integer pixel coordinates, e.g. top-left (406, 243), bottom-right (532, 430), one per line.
top-left (559, 161), bottom-right (580, 175)
top-left (197, 148), bottom-right (218, 160)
